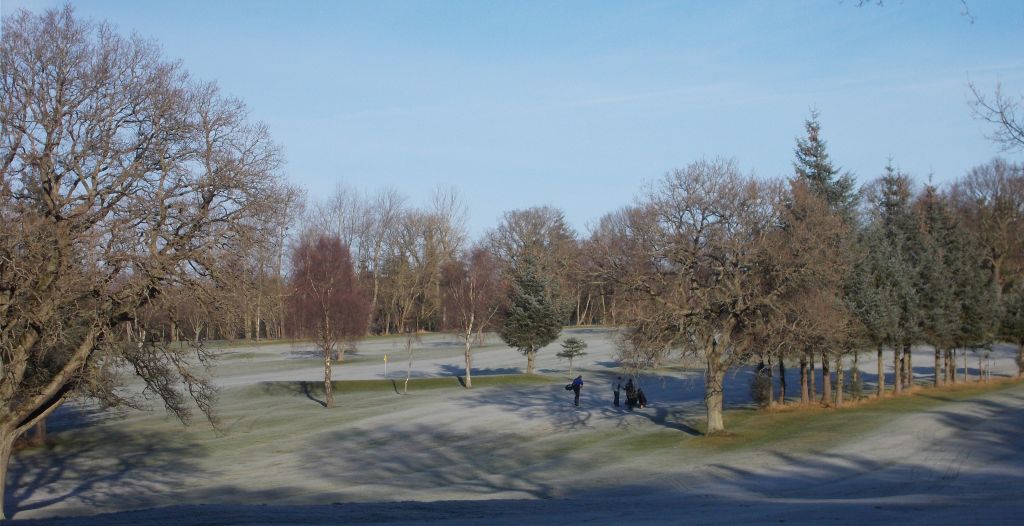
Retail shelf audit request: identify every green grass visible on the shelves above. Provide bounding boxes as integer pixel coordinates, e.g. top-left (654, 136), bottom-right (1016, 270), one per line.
top-left (627, 428), bottom-right (696, 449)
top-left (253, 373), bottom-right (559, 398)
top-left (696, 379), bottom-right (1024, 452)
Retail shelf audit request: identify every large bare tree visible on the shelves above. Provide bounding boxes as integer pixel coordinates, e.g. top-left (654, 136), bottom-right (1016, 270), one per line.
top-left (0, 7), bottom-right (287, 518)
top-left (596, 158), bottom-right (793, 434)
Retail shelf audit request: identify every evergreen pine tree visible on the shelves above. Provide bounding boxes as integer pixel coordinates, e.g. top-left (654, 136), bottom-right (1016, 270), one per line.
top-left (794, 110), bottom-right (858, 217)
top-left (1001, 281), bottom-right (1024, 375)
top-left (914, 184), bottom-right (960, 384)
top-left (556, 337), bottom-right (588, 377)
top-left (499, 260), bottom-right (563, 374)
top-left (792, 110), bottom-right (859, 398)
top-left (948, 221), bottom-right (1001, 355)
top-left (847, 224), bottom-right (902, 396)
top-left (867, 163), bottom-right (924, 392)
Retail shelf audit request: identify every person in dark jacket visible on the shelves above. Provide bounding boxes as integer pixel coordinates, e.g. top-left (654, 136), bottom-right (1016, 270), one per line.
top-left (624, 378), bottom-right (636, 410)
top-left (612, 376), bottom-right (623, 407)
top-left (636, 387), bottom-right (648, 409)
top-left (571, 375), bottom-right (583, 407)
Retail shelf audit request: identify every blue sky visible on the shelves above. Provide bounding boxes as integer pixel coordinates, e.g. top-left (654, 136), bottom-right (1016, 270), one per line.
top-left (4, 0), bottom-right (1023, 238)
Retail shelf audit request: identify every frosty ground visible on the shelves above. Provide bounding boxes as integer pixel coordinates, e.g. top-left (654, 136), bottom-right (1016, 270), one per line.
top-left (9, 328), bottom-right (1024, 524)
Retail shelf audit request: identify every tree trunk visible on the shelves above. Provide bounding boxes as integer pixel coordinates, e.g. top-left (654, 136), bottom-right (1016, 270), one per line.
top-left (404, 335), bottom-right (415, 395)
top-left (904, 346), bottom-right (913, 389)
top-left (799, 356), bottom-right (809, 404)
top-left (255, 302), bottom-right (262, 342)
top-left (526, 350), bottom-right (536, 375)
top-left (809, 351), bottom-right (817, 400)
top-left (1018, 340), bottom-right (1023, 377)
top-left (0, 428), bottom-right (15, 520)
top-left (464, 330), bottom-right (473, 389)
top-left (766, 355), bottom-right (774, 407)
top-left (852, 351), bottom-right (860, 400)
top-left (705, 358), bottom-right (726, 435)
top-left (893, 346), bottom-right (903, 394)
top-left (962, 351), bottom-right (968, 383)
top-left (170, 317), bottom-right (178, 343)
top-left (323, 348), bottom-right (334, 408)
top-left (877, 346), bottom-right (885, 397)
top-left (370, 273), bottom-right (381, 333)
top-left (978, 354), bottom-right (984, 383)
top-left (947, 349), bottom-right (956, 384)
top-left (821, 351), bottom-right (831, 407)
top-left (755, 359), bottom-right (767, 408)
top-left (934, 347), bottom-right (942, 387)
top-left (778, 356), bottom-right (787, 405)
top-left (835, 355), bottom-right (845, 408)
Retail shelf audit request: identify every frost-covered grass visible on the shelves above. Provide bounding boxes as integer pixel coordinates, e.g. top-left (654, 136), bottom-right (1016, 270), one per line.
top-left (11, 330), bottom-right (1024, 524)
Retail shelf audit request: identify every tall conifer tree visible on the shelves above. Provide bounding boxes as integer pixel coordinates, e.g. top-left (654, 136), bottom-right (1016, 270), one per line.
top-left (794, 110), bottom-right (858, 217)
top-left (871, 163), bottom-right (923, 392)
top-left (914, 185), bottom-right (960, 385)
top-left (499, 260), bottom-right (563, 374)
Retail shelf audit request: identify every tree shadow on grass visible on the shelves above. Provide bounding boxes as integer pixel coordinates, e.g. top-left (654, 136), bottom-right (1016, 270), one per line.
top-left (7, 407), bottom-right (208, 518)
top-left (694, 391), bottom-right (1024, 502)
top-left (259, 381), bottom-right (328, 406)
top-left (437, 364), bottom-right (520, 378)
top-left (458, 372), bottom-right (705, 436)
top-left (301, 381), bottom-right (327, 407)
top-left (16, 387), bottom-right (1024, 525)
top-left (299, 424), bottom-right (566, 500)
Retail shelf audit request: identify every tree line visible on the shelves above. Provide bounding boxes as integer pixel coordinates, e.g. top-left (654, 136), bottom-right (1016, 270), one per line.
top-left (283, 111), bottom-right (1023, 436)
top-left (595, 116), bottom-right (1023, 434)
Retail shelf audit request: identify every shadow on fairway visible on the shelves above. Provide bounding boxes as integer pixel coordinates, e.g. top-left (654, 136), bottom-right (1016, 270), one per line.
top-left (14, 388), bottom-right (1024, 525)
top-left (693, 390), bottom-right (1024, 504)
top-left (301, 425), bottom-right (565, 499)
top-left (457, 371), bottom-right (706, 436)
top-left (301, 381), bottom-right (327, 406)
top-left (438, 364), bottom-right (520, 378)
top-left (6, 408), bottom-right (208, 519)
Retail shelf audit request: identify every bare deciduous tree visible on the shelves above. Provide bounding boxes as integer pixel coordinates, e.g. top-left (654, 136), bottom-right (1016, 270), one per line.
top-left (599, 158), bottom-right (790, 434)
top-left (951, 159), bottom-right (1024, 301)
top-left (0, 6), bottom-right (287, 518)
top-left (487, 206), bottom-right (577, 319)
top-left (970, 83), bottom-right (1024, 152)
top-left (314, 185), bottom-right (406, 334)
top-left (441, 247), bottom-right (505, 388)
